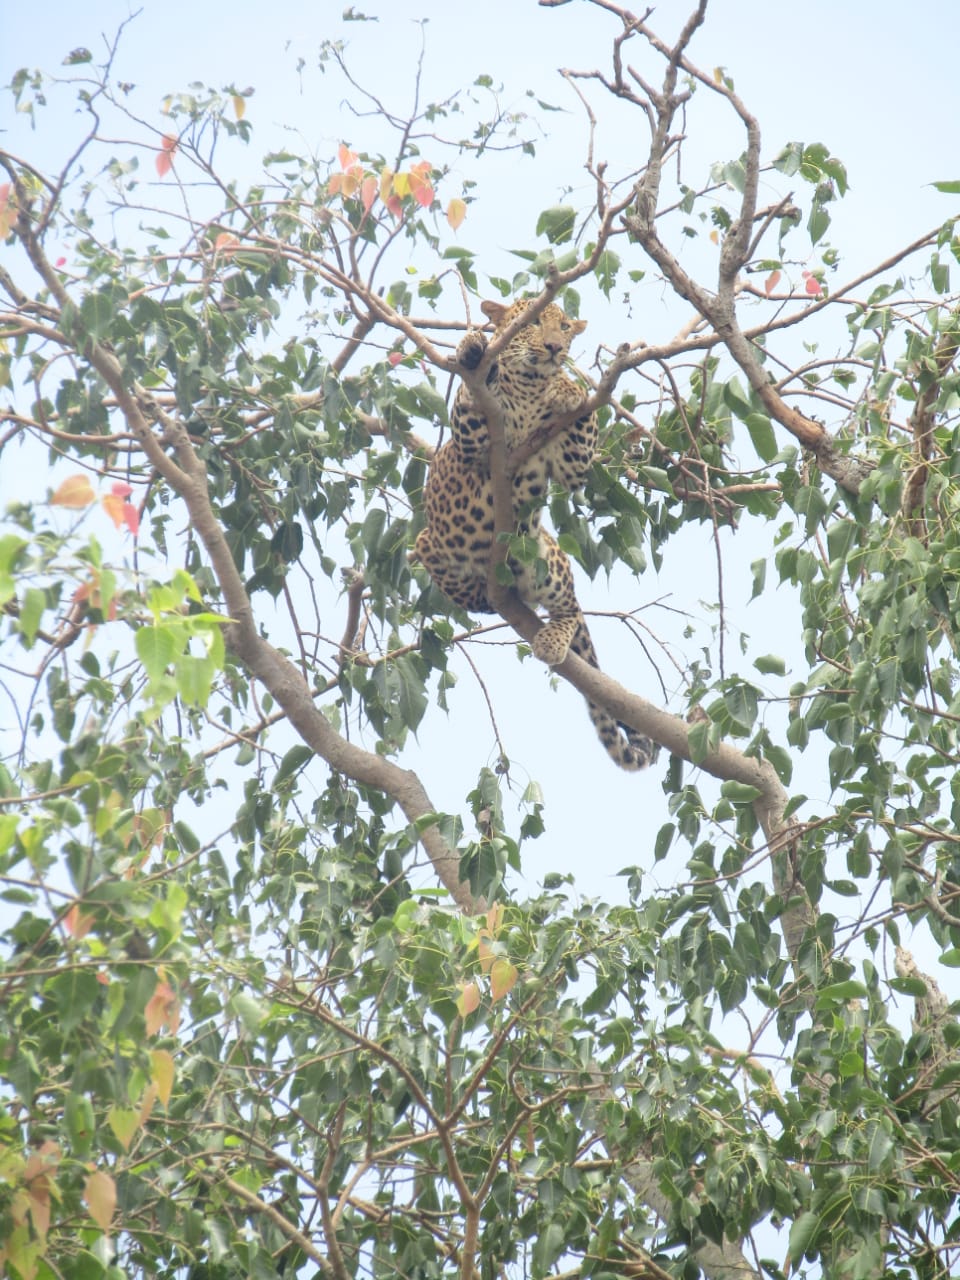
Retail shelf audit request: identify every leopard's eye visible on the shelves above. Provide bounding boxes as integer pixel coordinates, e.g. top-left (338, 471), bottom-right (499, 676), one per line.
top-left (560, 321), bottom-right (571, 331)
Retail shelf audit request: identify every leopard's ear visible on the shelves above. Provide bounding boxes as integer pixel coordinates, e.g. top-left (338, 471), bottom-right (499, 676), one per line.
top-left (480, 300), bottom-right (509, 328)
top-left (572, 318), bottom-right (588, 336)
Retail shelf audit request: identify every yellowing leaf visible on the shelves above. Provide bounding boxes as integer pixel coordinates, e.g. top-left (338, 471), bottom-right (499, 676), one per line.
top-left (392, 171), bottom-right (411, 199)
top-left (138, 1080), bottom-right (158, 1125)
top-left (107, 1105), bottom-right (139, 1152)
top-left (379, 166), bottom-right (394, 201)
top-left (51, 474), bottom-right (95, 509)
top-left (477, 935), bottom-right (495, 975)
top-left (84, 1170), bottom-right (117, 1233)
top-left (150, 1048), bottom-right (175, 1106)
top-left (490, 958), bottom-right (518, 1002)
top-left (232, 95), bottom-right (246, 120)
top-left (456, 981), bottom-right (481, 1017)
top-left (709, 228), bottom-right (719, 245)
top-left (447, 198), bottom-right (467, 231)
top-left (0, 183), bottom-right (15, 239)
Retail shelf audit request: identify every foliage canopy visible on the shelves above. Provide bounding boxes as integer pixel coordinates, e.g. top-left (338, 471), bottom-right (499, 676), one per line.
top-left (2, 4), bottom-right (960, 1279)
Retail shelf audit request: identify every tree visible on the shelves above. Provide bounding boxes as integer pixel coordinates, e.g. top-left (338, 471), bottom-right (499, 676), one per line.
top-left (1, 2), bottom-right (960, 1277)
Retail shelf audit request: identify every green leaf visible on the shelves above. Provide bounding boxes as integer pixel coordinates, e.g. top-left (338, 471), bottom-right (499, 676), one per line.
top-left (719, 780), bottom-right (761, 803)
top-left (275, 745), bottom-right (313, 785)
top-left (815, 979), bottom-right (868, 1006)
top-left (754, 654), bottom-right (785, 676)
top-left (18, 586), bottom-right (46, 646)
top-left (744, 412), bottom-right (777, 462)
top-left (594, 249), bottom-right (620, 298)
top-left (535, 205), bottom-right (575, 244)
top-left (933, 179), bottom-right (960, 193)
top-left (788, 1210), bottom-right (821, 1263)
top-left (136, 625), bottom-right (177, 682)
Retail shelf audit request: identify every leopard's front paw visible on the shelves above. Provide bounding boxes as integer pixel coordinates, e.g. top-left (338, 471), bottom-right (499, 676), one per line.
top-left (457, 328), bottom-right (488, 372)
top-left (532, 624), bottom-right (572, 667)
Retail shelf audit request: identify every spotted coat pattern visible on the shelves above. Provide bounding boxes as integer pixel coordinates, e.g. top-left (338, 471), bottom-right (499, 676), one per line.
top-left (412, 299), bottom-right (657, 771)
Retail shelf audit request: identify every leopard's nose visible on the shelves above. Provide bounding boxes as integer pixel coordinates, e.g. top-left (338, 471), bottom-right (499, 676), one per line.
top-left (544, 341), bottom-right (563, 357)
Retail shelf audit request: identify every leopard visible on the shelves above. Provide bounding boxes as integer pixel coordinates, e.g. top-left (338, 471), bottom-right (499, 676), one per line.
top-left (411, 298), bottom-right (658, 772)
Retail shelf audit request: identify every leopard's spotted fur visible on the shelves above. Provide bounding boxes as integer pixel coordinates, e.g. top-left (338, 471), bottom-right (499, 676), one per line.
top-left (412, 299), bottom-right (657, 772)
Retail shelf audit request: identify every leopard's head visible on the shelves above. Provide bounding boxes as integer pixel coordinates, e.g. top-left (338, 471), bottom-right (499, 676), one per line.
top-left (480, 299), bottom-right (586, 373)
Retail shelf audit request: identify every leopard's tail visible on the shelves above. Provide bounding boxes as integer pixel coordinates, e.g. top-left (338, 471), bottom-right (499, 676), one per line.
top-left (569, 620), bottom-right (659, 772)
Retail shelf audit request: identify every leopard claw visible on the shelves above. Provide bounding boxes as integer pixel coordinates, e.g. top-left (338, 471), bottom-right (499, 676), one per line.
top-left (457, 329), bottom-right (488, 372)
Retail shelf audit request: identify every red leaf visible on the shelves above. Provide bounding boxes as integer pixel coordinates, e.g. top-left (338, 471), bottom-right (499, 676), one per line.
top-left (387, 351), bottom-right (403, 367)
top-left (122, 502), bottom-right (140, 536)
top-left (804, 273), bottom-right (823, 296)
top-left (156, 135), bottom-right (177, 178)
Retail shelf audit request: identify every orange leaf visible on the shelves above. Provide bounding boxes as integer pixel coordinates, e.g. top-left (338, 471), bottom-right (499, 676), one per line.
top-left (456, 981), bottom-right (481, 1017)
top-left (360, 175), bottom-right (377, 213)
top-left (232, 95), bottom-right (246, 120)
top-left (490, 957), bottom-right (518, 1002)
top-left (52, 474), bottom-right (96, 509)
top-left (65, 902), bottom-right (94, 939)
top-left (764, 269), bottom-right (782, 296)
top-left (156, 135), bottom-right (177, 178)
top-left (150, 1048), bottom-right (175, 1106)
top-left (338, 142), bottom-right (358, 170)
top-left (84, 1170), bottom-right (117, 1233)
top-left (145, 980), bottom-right (180, 1036)
top-left (446, 198), bottom-right (467, 231)
top-left (214, 231), bottom-right (240, 255)
top-left (709, 228), bottom-right (719, 245)
top-left (101, 492), bottom-right (126, 529)
top-left (24, 1142), bottom-right (59, 1242)
top-left (407, 163), bottom-right (434, 208)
